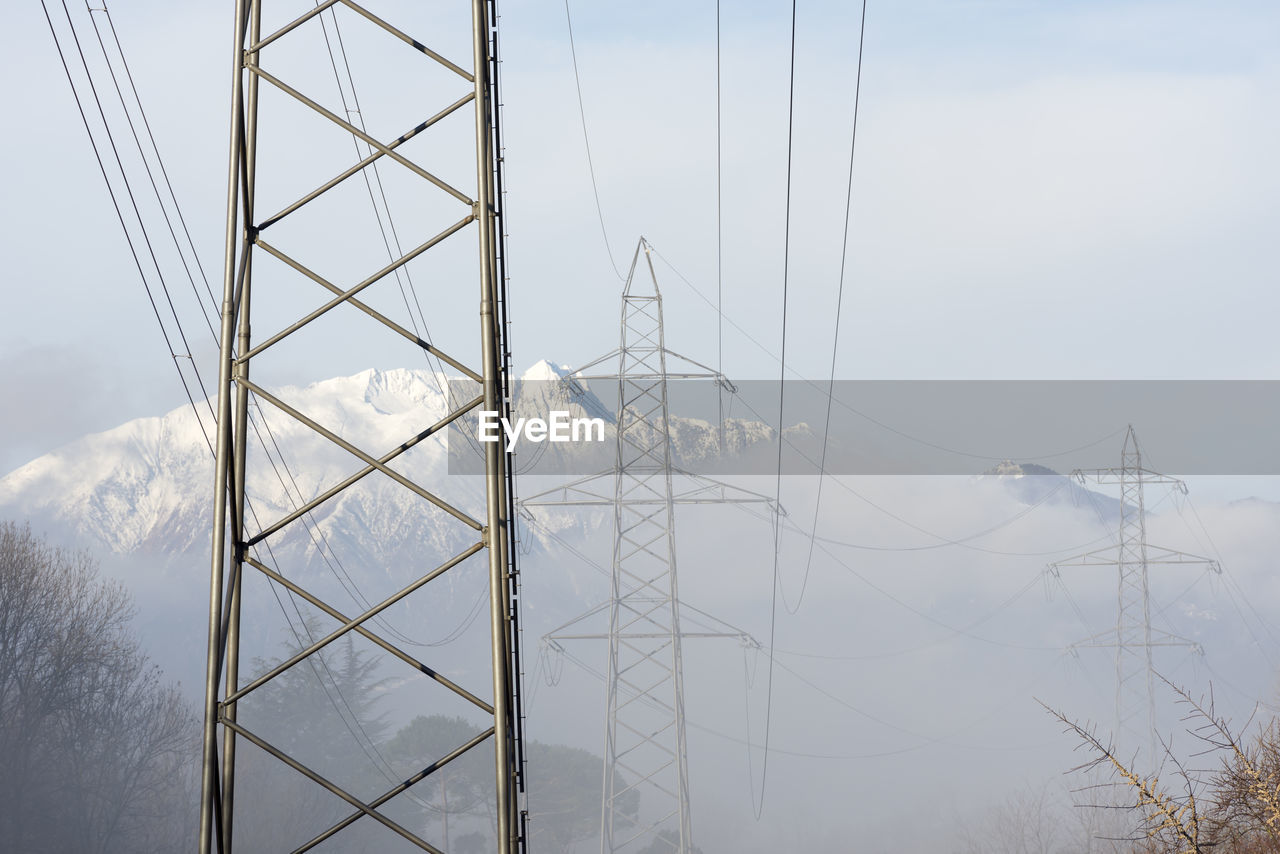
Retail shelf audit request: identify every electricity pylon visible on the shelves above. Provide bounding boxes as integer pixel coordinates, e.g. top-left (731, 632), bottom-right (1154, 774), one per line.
top-left (521, 238), bottom-right (774, 854)
top-left (1051, 426), bottom-right (1217, 759)
top-left (198, 2), bottom-right (524, 852)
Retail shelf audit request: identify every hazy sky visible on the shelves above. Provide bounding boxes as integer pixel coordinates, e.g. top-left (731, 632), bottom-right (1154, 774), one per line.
top-left (4, 6), bottom-right (1280, 845)
top-left (3, 0), bottom-right (1278, 477)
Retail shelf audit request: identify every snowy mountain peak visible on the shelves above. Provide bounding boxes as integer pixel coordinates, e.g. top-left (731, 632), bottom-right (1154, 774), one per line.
top-left (0, 366), bottom-right (478, 559)
top-left (520, 360), bottom-right (573, 383)
top-left (983, 460), bottom-right (1061, 479)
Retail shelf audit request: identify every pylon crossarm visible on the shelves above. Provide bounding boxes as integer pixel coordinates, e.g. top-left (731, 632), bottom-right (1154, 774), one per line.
top-left (1074, 639), bottom-right (1202, 650)
top-left (292, 726), bottom-right (496, 854)
top-left (577, 372), bottom-right (719, 381)
top-left (247, 394), bottom-right (485, 546)
top-left (522, 472), bottom-right (781, 508)
top-left (240, 378), bottom-right (483, 530)
top-left (679, 601), bottom-right (758, 644)
top-left (219, 719), bottom-right (442, 853)
top-left (554, 632), bottom-right (743, 640)
top-left (545, 600), bottom-right (752, 644)
top-left (670, 472), bottom-right (781, 509)
top-left (618, 634), bottom-right (673, 659)
top-left (518, 472), bottom-right (615, 506)
top-left (565, 347), bottom-right (727, 385)
top-left (657, 347), bottom-right (724, 379)
top-left (1142, 546), bottom-right (1219, 568)
top-left (242, 555), bottom-right (493, 713)
top-left (1069, 619), bottom-right (1203, 652)
top-left (561, 349), bottom-right (621, 379)
top-left (1073, 467), bottom-right (1186, 488)
top-left (541, 601), bottom-right (612, 641)
top-left (1053, 544), bottom-right (1217, 571)
top-left (1051, 546), bottom-right (1126, 570)
top-left (224, 541), bottom-right (484, 704)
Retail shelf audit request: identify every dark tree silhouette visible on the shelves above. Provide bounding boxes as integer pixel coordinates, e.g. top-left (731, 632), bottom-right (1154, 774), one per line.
top-left (0, 521), bottom-right (196, 853)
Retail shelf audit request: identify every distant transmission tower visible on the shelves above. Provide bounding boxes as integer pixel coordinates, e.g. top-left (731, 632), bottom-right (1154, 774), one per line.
top-left (1051, 426), bottom-right (1217, 758)
top-left (521, 238), bottom-right (773, 854)
top-left (198, 2), bottom-right (524, 853)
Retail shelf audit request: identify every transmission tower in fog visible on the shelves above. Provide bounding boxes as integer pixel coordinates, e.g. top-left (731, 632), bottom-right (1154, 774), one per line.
top-left (1051, 426), bottom-right (1217, 759)
top-left (521, 238), bottom-right (774, 854)
top-left (198, 2), bottom-right (524, 852)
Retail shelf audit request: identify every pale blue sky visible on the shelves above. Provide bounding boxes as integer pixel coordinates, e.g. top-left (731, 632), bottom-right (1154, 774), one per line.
top-left (3, 0), bottom-right (1278, 473)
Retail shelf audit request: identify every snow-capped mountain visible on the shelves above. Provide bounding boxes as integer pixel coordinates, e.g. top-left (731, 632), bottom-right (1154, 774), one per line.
top-left (979, 460), bottom-right (1122, 520)
top-left (3, 364), bottom-right (1274, 752)
top-left (0, 367), bottom-right (478, 564)
top-left (1, 366), bottom-right (1130, 566)
top-left (0, 362), bottom-right (791, 565)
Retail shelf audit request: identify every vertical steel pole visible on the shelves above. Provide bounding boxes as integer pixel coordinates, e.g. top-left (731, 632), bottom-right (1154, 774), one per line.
top-left (472, 1), bottom-right (515, 851)
top-left (200, 0), bottom-right (248, 851)
top-left (220, 3), bottom-right (260, 849)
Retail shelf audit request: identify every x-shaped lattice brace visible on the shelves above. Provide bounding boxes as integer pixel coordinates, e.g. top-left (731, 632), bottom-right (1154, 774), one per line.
top-left (199, 1), bottom-right (521, 852)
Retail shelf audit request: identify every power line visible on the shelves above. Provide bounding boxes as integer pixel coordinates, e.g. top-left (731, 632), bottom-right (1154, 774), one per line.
top-left (311, 1), bottom-right (455, 407)
top-left (793, 0), bottom-right (868, 615)
top-left (742, 502), bottom-right (1064, 653)
top-left (47, 2), bottom-right (459, 810)
top-left (647, 244), bottom-right (1127, 465)
top-left (528, 474), bottom-right (1074, 661)
top-left (1178, 493), bottom-right (1280, 658)
top-left (55, 0), bottom-right (217, 430)
top-left (755, 0), bottom-right (800, 819)
top-left (718, 379), bottom-right (1093, 557)
top-left (98, 0), bottom-right (460, 654)
top-left (94, 0), bottom-right (220, 333)
top-left (195, 4), bottom-right (522, 845)
top-left (562, 0), bottom-right (625, 281)
top-left (715, 0), bottom-right (724, 451)
top-left (39, 0), bottom-right (216, 458)
top-left (551, 635), bottom-right (1065, 761)
top-left (774, 570), bottom-right (1049, 662)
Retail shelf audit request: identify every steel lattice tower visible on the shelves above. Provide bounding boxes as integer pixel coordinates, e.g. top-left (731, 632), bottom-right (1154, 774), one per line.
top-left (1052, 426), bottom-right (1217, 758)
top-left (522, 239), bottom-right (772, 854)
top-left (198, 1), bottom-right (524, 852)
